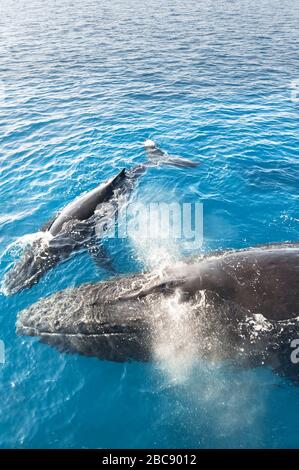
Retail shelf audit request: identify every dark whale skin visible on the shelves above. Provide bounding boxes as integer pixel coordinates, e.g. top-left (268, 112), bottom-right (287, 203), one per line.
top-left (16, 243), bottom-right (299, 383)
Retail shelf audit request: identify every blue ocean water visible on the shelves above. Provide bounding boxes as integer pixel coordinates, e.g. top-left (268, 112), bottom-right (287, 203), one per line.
top-left (0, 0), bottom-right (299, 448)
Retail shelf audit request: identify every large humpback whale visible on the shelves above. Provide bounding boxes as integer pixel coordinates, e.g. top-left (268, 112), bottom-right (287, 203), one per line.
top-left (17, 243), bottom-right (299, 382)
top-left (3, 141), bottom-right (198, 295)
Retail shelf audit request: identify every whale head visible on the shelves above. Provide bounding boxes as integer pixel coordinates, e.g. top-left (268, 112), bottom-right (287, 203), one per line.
top-left (16, 276), bottom-right (156, 361)
top-left (3, 240), bottom-right (59, 295)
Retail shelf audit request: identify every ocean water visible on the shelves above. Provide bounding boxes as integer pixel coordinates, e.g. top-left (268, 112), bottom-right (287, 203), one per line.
top-left (0, 0), bottom-right (299, 449)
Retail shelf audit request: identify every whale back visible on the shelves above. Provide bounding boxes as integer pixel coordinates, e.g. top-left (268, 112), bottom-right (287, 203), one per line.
top-left (48, 169), bottom-right (126, 236)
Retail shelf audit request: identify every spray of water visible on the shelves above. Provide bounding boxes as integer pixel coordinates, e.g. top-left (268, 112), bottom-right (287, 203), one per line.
top-left (129, 209), bottom-right (269, 441)
top-left (129, 206), bottom-right (200, 383)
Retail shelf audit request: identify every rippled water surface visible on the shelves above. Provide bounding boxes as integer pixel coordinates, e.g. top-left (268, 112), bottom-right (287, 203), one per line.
top-left (0, 0), bottom-right (299, 448)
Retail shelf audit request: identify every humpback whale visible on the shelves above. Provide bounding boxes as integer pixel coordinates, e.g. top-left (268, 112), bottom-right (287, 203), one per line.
top-left (16, 243), bottom-right (299, 382)
top-left (3, 141), bottom-right (198, 295)
top-left (144, 139), bottom-right (199, 168)
top-left (3, 168), bottom-right (127, 295)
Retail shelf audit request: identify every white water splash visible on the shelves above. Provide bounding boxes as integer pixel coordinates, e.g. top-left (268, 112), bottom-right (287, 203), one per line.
top-left (128, 197), bottom-right (198, 382)
top-left (1, 231), bottom-right (53, 260)
top-left (152, 291), bottom-right (198, 384)
top-left (129, 205), bottom-right (268, 439)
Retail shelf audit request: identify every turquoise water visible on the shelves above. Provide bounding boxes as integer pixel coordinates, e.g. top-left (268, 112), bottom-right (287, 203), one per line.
top-left (0, 0), bottom-right (299, 448)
